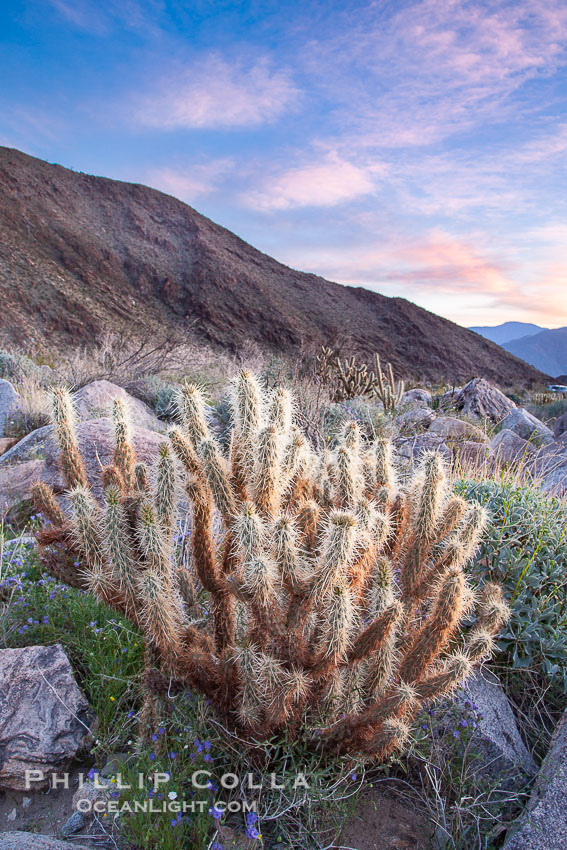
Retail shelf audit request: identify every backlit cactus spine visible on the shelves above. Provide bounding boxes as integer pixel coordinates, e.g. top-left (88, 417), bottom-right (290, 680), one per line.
top-left (33, 374), bottom-right (509, 762)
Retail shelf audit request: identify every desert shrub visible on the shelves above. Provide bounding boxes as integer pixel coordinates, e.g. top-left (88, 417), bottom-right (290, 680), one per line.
top-left (3, 374), bottom-right (51, 438)
top-left (323, 397), bottom-right (387, 443)
top-left (32, 375), bottom-right (508, 767)
top-left (457, 478), bottom-right (567, 686)
top-left (527, 398), bottom-right (567, 425)
top-left (0, 349), bottom-right (45, 382)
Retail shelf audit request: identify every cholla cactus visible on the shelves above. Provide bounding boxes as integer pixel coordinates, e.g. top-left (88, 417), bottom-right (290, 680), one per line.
top-left (372, 353), bottom-right (404, 413)
top-left (316, 347), bottom-right (404, 411)
top-left (32, 377), bottom-right (509, 762)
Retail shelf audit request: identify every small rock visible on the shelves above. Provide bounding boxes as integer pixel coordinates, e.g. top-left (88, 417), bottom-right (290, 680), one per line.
top-left (490, 429), bottom-right (536, 464)
top-left (7, 806), bottom-right (18, 821)
top-left (501, 408), bottom-right (554, 444)
top-left (402, 388), bottom-right (433, 407)
top-left (100, 750), bottom-right (134, 777)
top-left (1, 833), bottom-right (94, 850)
top-left (0, 644), bottom-right (93, 791)
top-left (395, 407), bottom-right (435, 433)
top-left (504, 709), bottom-right (567, 849)
top-left (22, 797), bottom-right (32, 808)
top-left (395, 433), bottom-right (451, 463)
top-left (61, 809), bottom-right (87, 836)
top-left (0, 379), bottom-right (20, 436)
top-left (72, 777), bottom-right (112, 811)
top-left (428, 416), bottom-right (487, 442)
top-left (458, 377), bottom-right (516, 422)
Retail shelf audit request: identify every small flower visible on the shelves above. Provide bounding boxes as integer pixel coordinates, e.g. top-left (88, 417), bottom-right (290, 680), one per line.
top-left (109, 696), bottom-right (115, 702)
top-left (168, 791), bottom-right (178, 800)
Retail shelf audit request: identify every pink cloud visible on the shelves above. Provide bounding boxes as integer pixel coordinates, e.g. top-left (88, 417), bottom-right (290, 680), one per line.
top-left (147, 159), bottom-right (234, 202)
top-left (278, 229), bottom-right (567, 326)
top-left (243, 152), bottom-right (382, 210)
top-left (136, 55), bottom-right (299, 130)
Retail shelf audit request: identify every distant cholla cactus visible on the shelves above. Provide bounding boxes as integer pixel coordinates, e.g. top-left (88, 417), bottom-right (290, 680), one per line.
top-left (372, 353), bottom-right (404, 413)
top-left (316, 347), bottom-right (405, 412)
top-left (32, 376), bottom-right (509, 762)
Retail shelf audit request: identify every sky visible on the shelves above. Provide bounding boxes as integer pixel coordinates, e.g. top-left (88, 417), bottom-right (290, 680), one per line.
top-left (2, 0), bottom-right (567, 329)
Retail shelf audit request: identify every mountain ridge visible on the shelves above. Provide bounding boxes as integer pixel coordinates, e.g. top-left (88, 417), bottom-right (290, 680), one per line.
top-left (0, 145), bottom-right (549, 387)
top-left (502, 327), bottom-right (567, 378)
top-left (469, 321), bottom-right (545, 345)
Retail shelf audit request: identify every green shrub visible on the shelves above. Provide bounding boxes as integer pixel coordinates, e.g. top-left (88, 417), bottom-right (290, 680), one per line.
top-left (457, 478), bottom-right (567, 687)
top-left (0, 349), bottom-right (42, 381)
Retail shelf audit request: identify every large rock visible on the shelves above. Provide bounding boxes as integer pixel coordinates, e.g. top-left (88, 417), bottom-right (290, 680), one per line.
top-left (0, 834), bottom-right (94, 850)
top-left (504, 710), bottom-right (567, 849)
top-left (452, 440), bottom-right (490, 470)
top-left (0, 419), bottom-right (165, 509)
top-left (73, 380), bottom-right (164, 432)
top-left (553, 411), bottom-right (567, 438)
top-left (0, 459), bottom-right (45, 511)
top-left (428, 415), bottom-right (487, 442)
top-left (526, 434), bottom-right (567, 496)
top-left (0, 378), bottom-right (20, 436)
top-left (452, 668), bottom-right (537, 787)
top-left (43, 418), bottom-right (164, 498)
top-left (501, 408), bottom-right (554, 444)
top-left (0, 425), bottom-right (53, 465)
top-left (395, 433), bottom-right (451, 463)
top-left (395, 406), bottom-right (435, 433)
top-left (459, 377), bottom-right (516, 422)
top-left (402, 388), bottom-right (432, 407)
top-left (437, 387), bottom-right (464, 410)
top-left (0, 644), bottom-right (92, 791)
top-left (489, 429), bottom-right (536, 464)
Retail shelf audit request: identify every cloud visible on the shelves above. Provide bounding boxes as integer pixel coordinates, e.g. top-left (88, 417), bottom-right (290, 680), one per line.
top-left (47, 0), bottom-right (165, 35)
top-left (306, 0), bottom-right (567, 148)
top-left (243, 152), bottom-right (382, 210)
top-left (147, 159), bottom-right (234, 202)
top-left (136, 55), bottom-right (299, 130)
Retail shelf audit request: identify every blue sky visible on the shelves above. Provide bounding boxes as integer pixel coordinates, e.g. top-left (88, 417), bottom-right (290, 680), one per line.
top-left (2, 0), bottom-right (567, 328)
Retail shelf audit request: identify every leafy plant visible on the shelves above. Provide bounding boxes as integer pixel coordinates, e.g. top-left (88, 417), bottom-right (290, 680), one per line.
top-left (458, 478), bottom-right (567, 686)
top-left (32, 375), bottom-right (508, 764)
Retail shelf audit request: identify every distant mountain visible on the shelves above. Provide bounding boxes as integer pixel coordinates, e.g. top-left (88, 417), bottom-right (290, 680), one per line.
top-left (502, 327), bottom-right (567, 378)
top-left (0, 146), bottom-right (549, 387)
top-left (469, 322), bottom-right (544, 345)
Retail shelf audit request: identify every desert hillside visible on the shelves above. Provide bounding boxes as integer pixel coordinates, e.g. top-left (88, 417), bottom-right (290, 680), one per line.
top-left (0, 146), bottom-right (548, 386)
